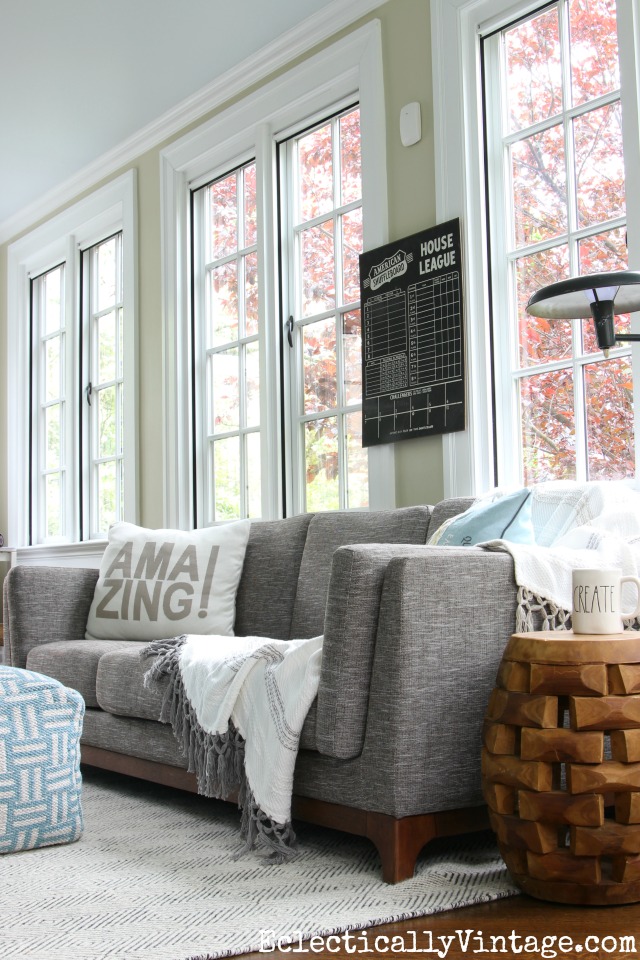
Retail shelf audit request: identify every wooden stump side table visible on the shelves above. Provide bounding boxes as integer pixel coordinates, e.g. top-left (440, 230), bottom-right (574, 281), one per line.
top-left (483, 629), bottom-right (640, 905)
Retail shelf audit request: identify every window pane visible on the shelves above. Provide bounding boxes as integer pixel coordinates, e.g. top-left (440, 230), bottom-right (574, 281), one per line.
top-left (246, 431), bottom-right (261, 518)
top-left (245, 340), bottom-right (260, 429)
top-left (520, 368), bottom-right (576, 483)
top-left (505, 7), bottom-right (562, 133)
top-left (46, 474), bottom-right (62, 538)
top-left (244, 163), bottom-right (257, 247)
top-left (98, 311), bottom-right (117, 383)
top-left (117, 383), bottom-right (124, 456)
top-left (97, 460), bottom-right (117, 534)
top-left (44, 267), bottom-right (62, 334)
top-left (574, 102), bottom-right (625, 229)
top-left (580, 226), bottom-right (628, 275)
top-left (209, 261), bottom-right (238, 347)
top-left (343, 310), bottom-right (362, 404)
top-left (511, 125), bottom-right (567, 246)
top-left (346, 412), bottom-right (368, 509)
top-left (97, 237), bottom-right (117, 312)
top-left (585, 356), bottom-right (634, 479)
top-left (45, 405), bottom-right (61, 470)
top-left (244, 251), bottom-right (259, 338)
top-left (303, 319), bottom-right (337, 413)
top-left (515, 245), bottom-right (571, 367)
top-left (210, 348), bottom-right (239, 433)
top-left (45, 337), bottom-right (61, 401)
top-left (97, 385), bottom-right (117, 459)
top-left (340, 110), bottom-right (361, 204)
top-left (341, 207), bottom-right (362, 304)
top-left (301, 219), bottom-right (335, 317)
top-left (569, 0), bottom-right (620, 107)
top-left (118, 307), bottom-right (124, 378)
top-left (298, 123), bottom-right (333, 223)
top-left (304, 417), bottom-right (339, 511)
top-left (208, 174), bottom-right (238, 261)
top-left (213, 436), bottom-right (240, 520)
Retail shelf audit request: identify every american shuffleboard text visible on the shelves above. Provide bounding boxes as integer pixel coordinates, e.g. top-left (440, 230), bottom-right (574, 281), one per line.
top-left (360, 219), bottom-right (465, 447)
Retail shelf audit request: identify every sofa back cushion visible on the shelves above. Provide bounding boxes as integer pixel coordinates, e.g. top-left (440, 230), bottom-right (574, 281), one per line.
top-left (289, 506), bottom-right (432, 639)
top-left (234, 514), bottom-right (313, 639)
top-left (425, 496), bottom-right (475, 541)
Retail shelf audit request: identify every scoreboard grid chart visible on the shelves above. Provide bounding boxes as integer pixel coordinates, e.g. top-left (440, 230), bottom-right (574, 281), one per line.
top-left (359, 218), bottom-right (465, 446)
top-left (409, 271), bottom-right (461, 387)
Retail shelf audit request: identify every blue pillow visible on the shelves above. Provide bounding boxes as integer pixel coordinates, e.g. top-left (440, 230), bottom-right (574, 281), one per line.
top-left (428, 488), bottom-right (534, 546)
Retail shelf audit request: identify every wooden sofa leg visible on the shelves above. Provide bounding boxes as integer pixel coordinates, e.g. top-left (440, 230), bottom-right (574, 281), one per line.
top-left (366, 812), bottom-right (437, 883)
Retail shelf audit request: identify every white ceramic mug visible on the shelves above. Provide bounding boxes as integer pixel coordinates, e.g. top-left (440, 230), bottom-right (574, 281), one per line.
top-left (572, 568), bottom-right (640, 635)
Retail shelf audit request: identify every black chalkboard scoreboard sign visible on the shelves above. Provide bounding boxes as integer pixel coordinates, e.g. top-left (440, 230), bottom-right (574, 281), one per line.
top-left (359, 218), bottom-right (465, 447)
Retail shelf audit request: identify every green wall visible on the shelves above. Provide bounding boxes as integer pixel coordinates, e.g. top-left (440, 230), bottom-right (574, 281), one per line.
top-left (0, 0), bottom-right (446, 559)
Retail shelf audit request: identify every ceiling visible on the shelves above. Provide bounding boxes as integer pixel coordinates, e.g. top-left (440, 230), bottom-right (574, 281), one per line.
top-left (0, 0), bottom-right (339, 235)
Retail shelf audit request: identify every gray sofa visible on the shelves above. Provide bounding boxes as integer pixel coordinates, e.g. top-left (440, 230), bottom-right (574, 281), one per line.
top-left (3, 499), bottom-right (519, 882)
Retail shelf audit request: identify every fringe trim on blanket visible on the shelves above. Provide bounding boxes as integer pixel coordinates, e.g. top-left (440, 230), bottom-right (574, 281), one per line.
top-left (141, 637), bottom-right (298, 863)
top-left (516, 586), bottom-right (572, 633)
top-left (517, 586), bottom-right (640, 633)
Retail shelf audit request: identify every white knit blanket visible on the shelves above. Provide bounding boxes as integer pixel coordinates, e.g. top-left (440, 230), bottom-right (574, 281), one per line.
top-left (481, 480), bottom-right (640, 631)
top-left (142, 633), bottom-right (323, 860)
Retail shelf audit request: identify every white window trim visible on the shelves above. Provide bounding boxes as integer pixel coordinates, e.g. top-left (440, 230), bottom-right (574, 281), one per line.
top-left (160, 21), bottom-right (393, 528)
top-left (431, 0), bottom-right (640, 496)
top-left (6, 170), bottom-right (138, 553)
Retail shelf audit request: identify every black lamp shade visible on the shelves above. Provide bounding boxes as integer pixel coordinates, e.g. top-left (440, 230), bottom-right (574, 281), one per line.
top-left (526, 270), bottom-right (640, 353)
top-left (526, 271), bottom-right (640, 319)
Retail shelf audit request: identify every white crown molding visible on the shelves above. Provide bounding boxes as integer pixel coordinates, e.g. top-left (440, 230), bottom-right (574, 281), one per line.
top-left (0, 0), bottom-right (383, 246)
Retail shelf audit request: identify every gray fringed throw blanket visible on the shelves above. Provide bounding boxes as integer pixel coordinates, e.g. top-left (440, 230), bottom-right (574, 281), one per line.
top-left (142, 633), bottom-right (322, 861)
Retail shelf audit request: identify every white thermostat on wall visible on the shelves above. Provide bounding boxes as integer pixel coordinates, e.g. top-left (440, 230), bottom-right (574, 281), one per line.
top-left (400, 102), bottom-right (422, 147)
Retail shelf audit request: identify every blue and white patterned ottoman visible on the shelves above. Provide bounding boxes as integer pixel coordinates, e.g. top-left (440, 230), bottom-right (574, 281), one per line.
top-left (0, 665), bottom-right (85, 854)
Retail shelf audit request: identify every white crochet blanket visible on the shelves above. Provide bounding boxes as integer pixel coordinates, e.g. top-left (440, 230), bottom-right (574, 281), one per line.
top-left (481, 480), bottom-right (640, 631)
top-left (143, 633), bottom-right (322, 860)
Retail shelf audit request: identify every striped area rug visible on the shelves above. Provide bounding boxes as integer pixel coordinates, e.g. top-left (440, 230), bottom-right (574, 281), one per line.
top-left (1, 768), bottom-right (517, 960)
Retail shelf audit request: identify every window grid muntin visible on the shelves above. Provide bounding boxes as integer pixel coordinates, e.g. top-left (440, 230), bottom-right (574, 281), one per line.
top-left (202, 160), bottom-right (260, 522)
top-left (493, 0), bottom-right (631, 483)
top-left (287, 106), bottom-right (365, 512)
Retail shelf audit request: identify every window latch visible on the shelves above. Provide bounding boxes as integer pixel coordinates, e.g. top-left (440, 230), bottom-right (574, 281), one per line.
top-left (286, 315), bottom-right (294, 348)
top-left (85, 381), bottom-right (92, 406)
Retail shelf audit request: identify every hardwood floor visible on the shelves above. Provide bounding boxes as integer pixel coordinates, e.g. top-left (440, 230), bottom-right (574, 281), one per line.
top-left (244, 879), bottom-right (640, 959)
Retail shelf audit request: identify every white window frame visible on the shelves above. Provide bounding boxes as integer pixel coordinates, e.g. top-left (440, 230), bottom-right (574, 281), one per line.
top-left (160, 21), bottom-right (393, 528)
top-left (6, 171), bottom-right (138, 556)
top-left (431, 0), bottom-right (640, 495)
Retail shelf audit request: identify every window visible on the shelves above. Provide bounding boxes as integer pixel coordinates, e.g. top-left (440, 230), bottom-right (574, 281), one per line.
top-left (82, 233), bottom-right (125, 537)
top-left (191, 107), bottom-right (367, 523)
top-left (281, 108), bottom-right (367, 513)
top-left (192, 161), bottom-right (261, 523)
top-left (7, 172), bottom-right (137, 549)
top-left (31, 264), bottom-right (67, 541)
top-left (163, 24), bottom-right (392, 528)
top-left (431, 0), bottom-right (640, 495)
top-left (484, 0), bottom-right (635, 485)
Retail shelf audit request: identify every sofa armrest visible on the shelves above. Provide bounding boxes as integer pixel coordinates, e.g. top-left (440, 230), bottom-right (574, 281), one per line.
top-left (361, 547), bottom-right (517, 816)
top-left (316, 544), bottom-right (434, 760)
top-left (3, 565), bottom-right (99, 668)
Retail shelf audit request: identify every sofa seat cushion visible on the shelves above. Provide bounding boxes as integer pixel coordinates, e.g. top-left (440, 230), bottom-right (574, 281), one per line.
top-left (96, 643), bottom-right (165, 721)
top-left (95, 642), bottom-right (318, 750)
top-left (25, 639), bottom-right (133, 708)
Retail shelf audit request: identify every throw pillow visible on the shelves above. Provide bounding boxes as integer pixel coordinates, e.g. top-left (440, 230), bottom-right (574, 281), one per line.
top-left (86, 519), bottom-right (251, 641)
top-left (428, 487), bottom-right (534, 546)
